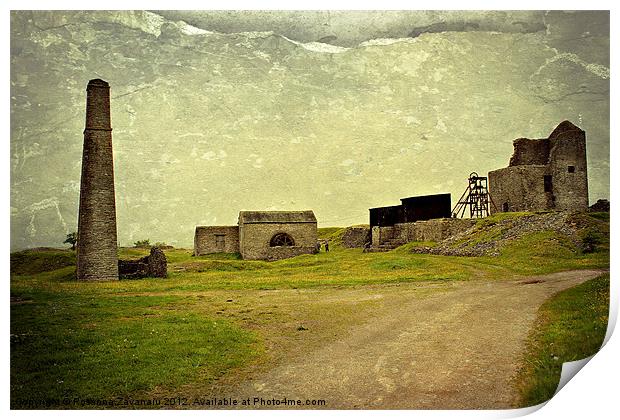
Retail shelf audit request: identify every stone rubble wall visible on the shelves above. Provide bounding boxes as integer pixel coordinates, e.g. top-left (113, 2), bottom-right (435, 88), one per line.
top-left (118, 247), bottom-right (167, 279)
top-left (488, 165), bottom-right (551, 213)
top-left (194, 225), bottom-right (240, 255)
top-left (372, 218), bottom-right (476, 246)
top-left (509, 138), bottom-right (550, 166)
top-left (412, 211), bottom-right (580, 257)
top-left (341, 226), bottom-right (371, 248)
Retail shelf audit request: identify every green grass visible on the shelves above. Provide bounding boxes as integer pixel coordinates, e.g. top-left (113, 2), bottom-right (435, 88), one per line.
top-left (317, 226), bottom-right (347, 247)
top-left (11, 249), bottom-right (76, 275)
top-left (10, 212), bottom-right (610, 408)
top-left (486, 230), bottom-right (608, 275)
top-left (317, 227), bottom-right (344, 239)
top-left (515, 274), bottom-right (610, 407)
top-left (588, 212), bottom-right (609, 221)
top-left (11, 221), bottom-right (609, 294)
top-left (11, 290), bottom-right (259, 408)
top-left (395, 241), bottom-right (438, 251)
top-left (447, 211), bottom-right (610, 275)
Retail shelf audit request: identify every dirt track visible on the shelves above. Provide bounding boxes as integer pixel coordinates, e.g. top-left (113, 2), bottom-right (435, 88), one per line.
top-left (224, 269), bottom-right (605, 409)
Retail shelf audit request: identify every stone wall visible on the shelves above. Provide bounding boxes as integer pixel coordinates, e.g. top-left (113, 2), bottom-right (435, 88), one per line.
top-left (239, 222), bottom-right (317, 261)
top-left (258, 245), bottom-right (317, 260)
top-left (371, 226), bottom-right (381, 247)
top-left (119, 247), bottom-right (167, 279)
top-left (194, 225), bottom-right (239, 255)
top-left (509, 138), bottom-right (550, 166)
top-left (547, 125), bottom-right (588, 211)
top-left (371, 226), bottom-right (394, 247)
top-left (76, 79), bottom-right (119, 281)
top-left (396, 218), bottom-right (477, 242)
top-left (372, 218), bottom-right (475, 246)
top-left (341, 226), bottom-right (371, 248)
top-left (488, 165), bottom-right (551, 213)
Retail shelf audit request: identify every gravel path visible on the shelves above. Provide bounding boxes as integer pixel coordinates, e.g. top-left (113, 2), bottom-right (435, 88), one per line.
top-left (226, 269), bottom-right (605, 409)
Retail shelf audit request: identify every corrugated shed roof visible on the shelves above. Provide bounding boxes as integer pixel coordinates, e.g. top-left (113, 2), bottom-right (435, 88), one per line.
top-left (238, 210), bottom-right (317, 224)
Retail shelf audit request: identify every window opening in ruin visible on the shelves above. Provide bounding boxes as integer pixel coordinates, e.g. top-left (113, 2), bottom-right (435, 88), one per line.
top-left (502, 202), bottom-right (509, 212)
top-left (544, 175), bottom-right (553, 193)
top-left (270, 233), bottom-right (295, 247)
top-left (568, 165), bottom-right (575, 173)
top-left (215, 234), bottom-right (225, 250)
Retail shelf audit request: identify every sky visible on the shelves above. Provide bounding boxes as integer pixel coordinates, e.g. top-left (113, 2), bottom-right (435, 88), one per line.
top-left (9, 10), bottom-right (610, 250)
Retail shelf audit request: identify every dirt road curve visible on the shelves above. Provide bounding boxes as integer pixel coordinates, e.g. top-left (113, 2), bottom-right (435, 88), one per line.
top-left (228, 269), bottom-right (606, 409)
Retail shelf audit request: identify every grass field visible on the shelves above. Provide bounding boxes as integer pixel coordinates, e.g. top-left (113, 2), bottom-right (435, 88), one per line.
top-left (515, 274), bottom-right (610, 406)
top-left (10, 213), bottom-right (610, 408)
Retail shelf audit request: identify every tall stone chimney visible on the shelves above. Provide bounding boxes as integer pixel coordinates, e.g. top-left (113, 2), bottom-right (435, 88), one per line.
top-left (76, 79), bottom-right (119, 281)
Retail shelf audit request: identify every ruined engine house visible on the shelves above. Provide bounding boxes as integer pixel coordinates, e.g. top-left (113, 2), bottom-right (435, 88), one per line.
top-left (488, 121), bottom-right (588, 213)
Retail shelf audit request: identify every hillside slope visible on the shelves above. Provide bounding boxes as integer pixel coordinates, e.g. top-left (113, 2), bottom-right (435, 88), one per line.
top-left (410, 211), bottom-right (609, 257)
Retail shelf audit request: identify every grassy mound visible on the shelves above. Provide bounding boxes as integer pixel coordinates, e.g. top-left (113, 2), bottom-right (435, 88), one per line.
top-left (317, 227), bottom-right (346, 246)
top-left (11, 249), bottom-right (76, 275)
top-left (420, 211), bottom-right (609, 258)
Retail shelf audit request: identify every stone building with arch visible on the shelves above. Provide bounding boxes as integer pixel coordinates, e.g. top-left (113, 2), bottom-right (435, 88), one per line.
top-left (194, 210), bottom-right (317, 261)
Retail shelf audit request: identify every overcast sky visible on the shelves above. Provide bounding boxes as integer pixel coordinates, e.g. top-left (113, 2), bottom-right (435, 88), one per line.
top-left (10, 10), bottom-right (609, 250)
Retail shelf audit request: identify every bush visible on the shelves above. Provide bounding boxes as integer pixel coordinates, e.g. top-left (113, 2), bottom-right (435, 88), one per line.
top-left (133, 239), bottom-right (151, 248)
top-left (580, 229), bottom-right (603, 253)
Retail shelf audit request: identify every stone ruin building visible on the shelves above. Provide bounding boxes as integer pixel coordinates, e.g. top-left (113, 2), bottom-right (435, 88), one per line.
top-left (76, 79), bottom-right (119, 281)
top-left (368, 121), bottom-right (590, 251)
top-left (488, 121), bottom-right (589, 213)
top-left (118, 247), bottom-right (167, 279)
top-left (195, 210), bottom-right (318, 261)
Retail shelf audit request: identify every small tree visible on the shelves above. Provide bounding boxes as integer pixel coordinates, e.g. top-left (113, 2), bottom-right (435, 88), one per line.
top-left (64, 232), bottom-right (78, 251)
top-left (134, 239), bottom-right (151, 248)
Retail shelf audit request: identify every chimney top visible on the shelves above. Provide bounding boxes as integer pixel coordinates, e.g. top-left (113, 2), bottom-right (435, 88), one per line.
top-left (87, 79), bottom-right (109, 87)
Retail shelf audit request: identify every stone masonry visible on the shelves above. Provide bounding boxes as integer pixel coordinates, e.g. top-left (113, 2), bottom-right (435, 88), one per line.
top-left (488, 121), bottom-right (589, 213)
top-left (341, 226), bottom-right (371, 248)
top-left (238, 211), bottom-right (317, 261)
top-left (118, 247), bottom-right (167, 279)
top-left (76, 79), bottom-right (119, 281)
top-left (194, 211), bottom-right (318, 261)
top-left (371, 218), bottom-right (476, 251)
top-left (194, 225), bottom-right (240, 255)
